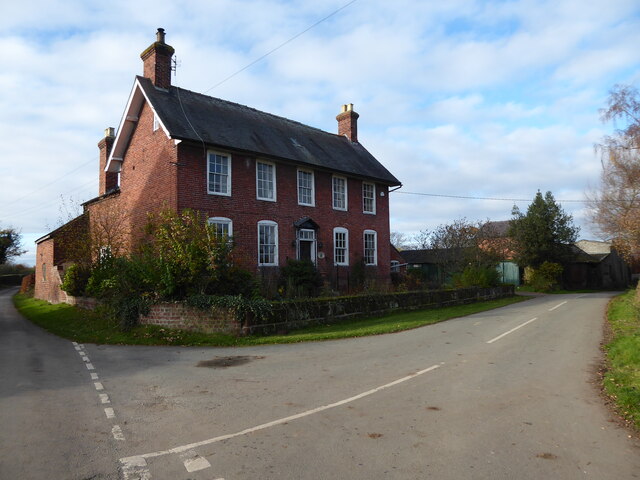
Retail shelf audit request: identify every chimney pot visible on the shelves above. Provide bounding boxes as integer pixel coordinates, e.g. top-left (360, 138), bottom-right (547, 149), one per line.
top-left (156, 28), bottom-right (166, 43)
top-left (105, 127), bottom-right (115, 138)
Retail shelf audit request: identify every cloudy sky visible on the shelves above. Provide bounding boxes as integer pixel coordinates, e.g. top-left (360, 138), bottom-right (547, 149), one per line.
top-left (2, 0), bottom-right (640, 265)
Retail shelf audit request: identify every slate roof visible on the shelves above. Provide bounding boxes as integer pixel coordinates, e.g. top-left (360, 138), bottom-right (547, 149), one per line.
top-left (400, 248), bottom-right (465, 265)
top-left (139, 77), bottom-right (401, 185)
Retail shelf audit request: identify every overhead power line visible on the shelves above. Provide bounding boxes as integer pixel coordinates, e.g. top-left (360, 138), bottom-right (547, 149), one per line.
top-left (203, 0), bottom-right (358, 93)
top-left (4, 158), bottom-right (96, 209)
top-left (392, 191), bottom-right (586, 203)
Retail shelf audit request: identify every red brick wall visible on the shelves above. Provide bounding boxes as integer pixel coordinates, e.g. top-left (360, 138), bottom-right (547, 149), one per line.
top-left (34, 238), bottom-right (67, 303)
top-left (176, 142), bottom-right (392, 280)
top-left (140, 303), bottom-right (240, 334)
top-left (87, 101), bottom-right (179, 251)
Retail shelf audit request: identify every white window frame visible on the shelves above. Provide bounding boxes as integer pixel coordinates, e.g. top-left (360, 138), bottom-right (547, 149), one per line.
top-left (332, 175), bottom-right (348, 211)
top-left (207, 150), bottom-right (231, 196)
top-left (256, 160), bottom-right (276, 202)
top-left (391, 260), bottom-right (400, 273)
top-left (258, 220), bottom-right (278, 266)
top-left (333, 227), bottom-right (349, 266)
top-left (208, 217), bottom-right (233, 239)
top-left (362, 182), bottom-right (376, 214)
top-left (297, 169), bottom-right (315, 206)
top-left (363, 230), bottom-right (378, 266)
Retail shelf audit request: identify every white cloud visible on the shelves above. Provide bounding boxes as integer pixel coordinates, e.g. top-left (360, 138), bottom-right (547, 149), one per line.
top-left (1, 0), bottom-right (639, 265)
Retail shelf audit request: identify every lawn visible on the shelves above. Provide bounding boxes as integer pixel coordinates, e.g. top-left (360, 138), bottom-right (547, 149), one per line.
top-left (603, 289), bottom-right (640, 430)
top-left (13, 293), bottom-right (526, 347)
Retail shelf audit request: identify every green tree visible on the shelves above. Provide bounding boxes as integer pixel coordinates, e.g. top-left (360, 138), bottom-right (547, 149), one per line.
top-left (509, 191), bottom-right (579, 268)
top-left (0, 228), bottom-right (26, 264)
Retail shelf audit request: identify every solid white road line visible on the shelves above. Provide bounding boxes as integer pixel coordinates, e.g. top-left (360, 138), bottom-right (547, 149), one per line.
top-left (487, 318), bottom-right (538, 344)
top-left (548, 301), bottom-right (568, 312)
top-left (112, 425), bottom-right (125, 441)
top-left (120, 363), bottom-right (441, 464)
top-left (180, 450), bottom-right (212, 473)
top-left (105, 408), bottom-right (115, 419)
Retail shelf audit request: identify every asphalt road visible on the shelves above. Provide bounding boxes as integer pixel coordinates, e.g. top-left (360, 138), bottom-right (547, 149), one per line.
top-left (1, 288), bottom-right (639, 479)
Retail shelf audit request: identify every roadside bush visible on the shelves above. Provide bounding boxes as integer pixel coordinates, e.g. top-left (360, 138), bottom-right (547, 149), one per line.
top-left (60, 263), bottom-right (91, 297)
top-left (84, 207), bottom-right (259, 330)
top-left (85, 255), bottom-right (154, 330)
top-left (453, 265), bottom-right (500, 288)
top-left (405, 268), bottom-right (426, 290)
top-left (527, 261), bottom-right (563, 292)
top-left (279, 259), bottom-right (323, 298)
top-left (146, 208), bottom-right (246, 298)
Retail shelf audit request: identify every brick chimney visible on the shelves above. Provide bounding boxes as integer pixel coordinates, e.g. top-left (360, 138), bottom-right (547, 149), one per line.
top-left (98, 127), bottom-right (118, 195)
top-left (140, 28), bottom-right (175, 89)
top-left (336, 103), bottom-right (359, 143)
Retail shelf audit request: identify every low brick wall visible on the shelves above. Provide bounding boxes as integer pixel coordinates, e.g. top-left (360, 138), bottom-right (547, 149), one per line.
top-left (50, 285), bottom-right (515, 337)
top-left (140, 303), bottom-right (241, 335)
top-left (65, 296), bottom-right (98, 310)
top-left (246, 285), bottom-right (515, 335)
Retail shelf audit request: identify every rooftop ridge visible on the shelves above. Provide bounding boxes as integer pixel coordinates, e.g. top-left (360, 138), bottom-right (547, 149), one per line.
top-left (141, 77), bottom-right (344, 139)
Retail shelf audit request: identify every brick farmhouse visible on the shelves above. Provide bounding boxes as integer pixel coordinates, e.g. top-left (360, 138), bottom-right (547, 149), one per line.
top-left (34, 29), bottom-right (401, 303)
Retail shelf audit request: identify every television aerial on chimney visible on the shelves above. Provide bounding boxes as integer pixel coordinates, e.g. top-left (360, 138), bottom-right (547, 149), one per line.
top-left (171, 56), bottom-right (181, 77)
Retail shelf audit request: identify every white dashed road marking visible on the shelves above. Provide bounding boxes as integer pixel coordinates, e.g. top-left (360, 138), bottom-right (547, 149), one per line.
top-left (120, 457), bottom-right (151, 480)
top-left (99, 393), bottom-right (111, 404)
top-left (112, 425), bottom-right (125, 441)
top-left (549, 301), bottom-right (568, 311)
top-left (91, 373), bottom-right (99, 380)
top-left (86, 363), bottom-right (95, 370)
top-left (94, 382), bottom-right (104, 391)
top-left (105, 408), bottom-right (115, 419)
top-left (487, 317), bottom-right (538, 344)
top-left (180, 450), bottom-right (212, 472)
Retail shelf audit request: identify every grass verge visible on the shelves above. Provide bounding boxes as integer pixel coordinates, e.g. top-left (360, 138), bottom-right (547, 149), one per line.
top-left (13, 293), bottom-right (526, 347)
top-left (603, 289), bottom-right (640, 430)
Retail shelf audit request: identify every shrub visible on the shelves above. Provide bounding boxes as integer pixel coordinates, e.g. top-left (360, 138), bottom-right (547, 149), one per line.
top-left (454, 265), bottom-right (500, 288)
top-left (279, 259), bottom-right (323, 298)
top-left (85, 255), bottom-right (154, 330)
top-left (60, 264), bottom-right (91, 296)
top-left (528, 261), bottom-right (563, 292)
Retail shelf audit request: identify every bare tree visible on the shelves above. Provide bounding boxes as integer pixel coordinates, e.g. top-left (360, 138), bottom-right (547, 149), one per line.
top-left (587, 84), bottom-right (640, 261)
top-left (426, 218), bottom-right (502, 283)
top-left (390, 231), bottom-right (410, 251)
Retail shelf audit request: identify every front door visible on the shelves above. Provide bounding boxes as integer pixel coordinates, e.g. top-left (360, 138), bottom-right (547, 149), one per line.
top-left (297, 229), bottom-right (316, 264)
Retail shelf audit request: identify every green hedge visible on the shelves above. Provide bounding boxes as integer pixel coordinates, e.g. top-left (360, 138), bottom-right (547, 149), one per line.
top-left (244, 286), bottom-right (514, 335)
top-left (0, 274), bottom-right (25, 287)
